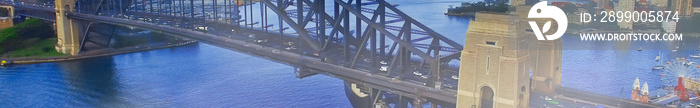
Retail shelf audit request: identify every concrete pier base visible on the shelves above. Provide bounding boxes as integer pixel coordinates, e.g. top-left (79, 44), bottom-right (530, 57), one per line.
top-left (55, 0), bottom-right (83, 55)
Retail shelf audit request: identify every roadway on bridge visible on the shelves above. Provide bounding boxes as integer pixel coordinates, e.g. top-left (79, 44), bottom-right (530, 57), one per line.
top-left (64, 11), bottom-right (460, 104)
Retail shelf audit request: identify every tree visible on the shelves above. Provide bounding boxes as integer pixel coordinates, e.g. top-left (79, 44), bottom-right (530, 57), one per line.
top-left (446, 0), bottom-right (511, 14)
top-left (496, 0), bottom-right (509, 4)
top-left (485, 0), bottom-right (496, 5)
top-left (526, 0), bottom-right (541, 5)
top-left (582, 1), bottom-right (597, 13)
top-left (561, 3), bottom-right (578, 14)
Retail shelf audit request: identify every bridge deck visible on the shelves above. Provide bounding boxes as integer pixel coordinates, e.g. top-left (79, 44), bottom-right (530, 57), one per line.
top-left (65, 11), bottom-right (460, 103)
top-left (4, 1), bottom-right (664, 107)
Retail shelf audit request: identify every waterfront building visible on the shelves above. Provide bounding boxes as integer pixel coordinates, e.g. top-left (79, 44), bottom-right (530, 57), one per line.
top-left (596, 0), bottom-right (615, 12)
top-left (639, 0), bottom-right (649, 6)
top-left (652, 0), bottom-right (669, 10)
top-left (662, 21), bottom-right (677, 33)
top-left (604, 4), bottom-right (615, 11)
top-left (618, 0), bottom-right (636, 29)
top-left (570, 8), bottom-right (590, 25)
top-left (635, 3), bottom-right (656, 28)
top-left (670, 0), bottom-right (694, 16)
top-left (596, 0), bottom-right (609, 8)
top-left (551, 2), bottom-right (572, 7)
top-left (511, 0), bottom-right (526, 6)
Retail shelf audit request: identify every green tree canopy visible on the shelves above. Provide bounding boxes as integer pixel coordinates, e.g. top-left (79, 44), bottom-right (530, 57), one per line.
top-left (582, 1), bottom-right (597, 13)
top-left (561, 3), bottom-right (578, 14)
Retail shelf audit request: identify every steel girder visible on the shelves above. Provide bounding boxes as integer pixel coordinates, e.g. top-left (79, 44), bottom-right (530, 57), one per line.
top-left (260, 0), bottom-right (463, 105)
top-left (6, 0), bottom-right (464, 106)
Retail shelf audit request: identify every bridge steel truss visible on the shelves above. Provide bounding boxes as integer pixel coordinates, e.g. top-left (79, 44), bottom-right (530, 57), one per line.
top-left (3, 0), bottom-right (464, 107)
top-left (255, 1), bottom-right (464, 107)
top-left (12, 5), bottom-right (56, 21)
top-left (258, 0), bottom-right (464, 89)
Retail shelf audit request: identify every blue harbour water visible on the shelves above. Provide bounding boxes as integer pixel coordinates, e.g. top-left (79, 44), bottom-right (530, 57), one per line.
top-left (0, 44), bottom-right (349, 107)
top-left (562, 37), bottom-right (700, 99)
top-left (1, 0), bottom-right (698, 107)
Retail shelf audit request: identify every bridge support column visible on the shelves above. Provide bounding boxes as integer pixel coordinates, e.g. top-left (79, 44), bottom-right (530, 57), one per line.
top-left (54, 0), bottom-right (83, 55)
top-left (531, 40), bottom-right (562, 95)
top-left (457, 12), bottom-right (532, 108)
top-left (0, 5), bottom-right (14, 29)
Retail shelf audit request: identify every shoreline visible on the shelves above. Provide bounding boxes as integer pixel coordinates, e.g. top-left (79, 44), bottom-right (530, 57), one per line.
top-left (1, 40), bottom-right (197, 65)
top-left (444, 12), bottom-right (475, 16)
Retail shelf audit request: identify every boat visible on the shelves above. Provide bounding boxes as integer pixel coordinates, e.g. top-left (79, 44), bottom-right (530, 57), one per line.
top-left (691, 51), bottom-right (700, 58)
top-left (451, 75), bottom-right (459, 80)
top-left (653, 53), bottom-right (665, 70)
top-left (655, 56), bottom-right (660, 61)
top-left (672, 46), bottom-right (680, 52)
top-left (692, 54), bottom-right (700, 58)
top-left (655, 52), bottom-right (661, 61)
top-left (637, 47), bottom-right (643, 51)
top-left (0, 60), bottom-right (10, 66)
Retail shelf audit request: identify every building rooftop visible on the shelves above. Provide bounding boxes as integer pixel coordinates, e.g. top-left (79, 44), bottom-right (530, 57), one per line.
top-left (639, 0), bottom-right (648, 3)
top-left (551, 2), bottom-right (573, 7)
top-left (603, 2), bottom-right (614, 10)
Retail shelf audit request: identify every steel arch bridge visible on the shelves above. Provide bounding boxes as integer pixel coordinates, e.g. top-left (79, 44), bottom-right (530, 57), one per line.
top-left (1, 0), bottom-right (463, 107)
